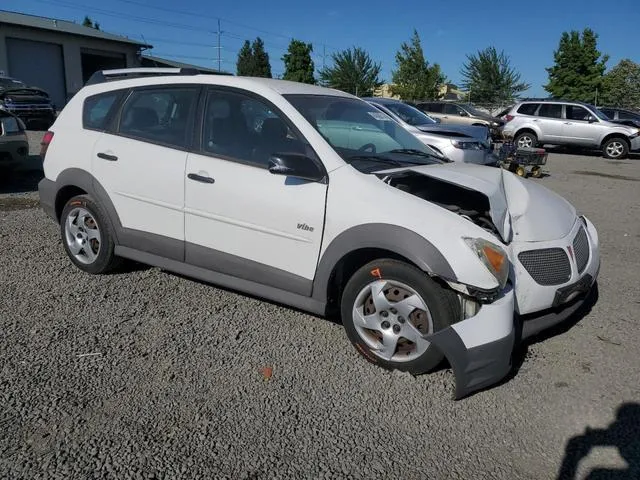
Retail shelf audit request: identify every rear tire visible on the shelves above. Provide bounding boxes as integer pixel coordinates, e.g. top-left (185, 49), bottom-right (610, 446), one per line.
top-left (515, 131), bottom-right (537, 149)
top-left (340, 259), bottom-right (460, 374)
top-left (602, 137), bottom-right (629, 159)
top-left (60, 194), bottom-right (123, 274)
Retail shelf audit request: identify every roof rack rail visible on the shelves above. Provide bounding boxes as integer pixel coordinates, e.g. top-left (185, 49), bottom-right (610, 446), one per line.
top-left (85, 67), bottom-right (199, 86)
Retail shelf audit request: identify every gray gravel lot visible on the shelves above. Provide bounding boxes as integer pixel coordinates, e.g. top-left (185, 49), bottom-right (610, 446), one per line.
top-left (1, 133), bottom-right (639, 479)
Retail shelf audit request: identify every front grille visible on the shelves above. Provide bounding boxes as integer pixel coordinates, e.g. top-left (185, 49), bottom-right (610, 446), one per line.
top-left (573, 226), bottom-right (590, 274)
top-left (518, 248), bottom-right (571, 286)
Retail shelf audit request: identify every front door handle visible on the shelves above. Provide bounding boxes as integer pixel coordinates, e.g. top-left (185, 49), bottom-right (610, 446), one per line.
top-left (187, 173), bottom-right (215, 184)
top-left (97, 152), bottom-right (118, 161)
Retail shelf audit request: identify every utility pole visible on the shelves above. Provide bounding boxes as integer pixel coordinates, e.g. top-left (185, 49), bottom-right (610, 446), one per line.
top-left (217, 19), bottom-right (221, 72)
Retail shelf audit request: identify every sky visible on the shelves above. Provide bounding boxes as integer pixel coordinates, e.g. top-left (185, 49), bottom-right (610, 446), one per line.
top-left (3, 0), bottom-right (639, 96)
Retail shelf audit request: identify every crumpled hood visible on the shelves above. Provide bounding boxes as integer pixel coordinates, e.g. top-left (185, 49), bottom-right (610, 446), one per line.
top-left (402, 163), bottom-right (577, 242)
top-left (416, 123), bottom-right (489, 141)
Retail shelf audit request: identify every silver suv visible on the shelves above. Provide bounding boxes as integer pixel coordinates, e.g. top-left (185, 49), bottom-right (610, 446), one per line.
top-left (501, 100), bottom-right (640, 159)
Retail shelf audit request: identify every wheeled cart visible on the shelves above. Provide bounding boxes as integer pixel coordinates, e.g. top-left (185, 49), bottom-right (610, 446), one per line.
top-left (497, 141), bottom-right (548, 178)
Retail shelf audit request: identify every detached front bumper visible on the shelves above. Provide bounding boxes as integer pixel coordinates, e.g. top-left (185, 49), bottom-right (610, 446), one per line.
top-left (630, 136), bottom-right (640, 152)
top-left (427, 285), bottom-right (515, 399)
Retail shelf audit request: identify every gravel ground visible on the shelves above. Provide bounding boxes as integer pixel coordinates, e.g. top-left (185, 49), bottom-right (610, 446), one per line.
top-left (1, 134), bottom-right (639, 479)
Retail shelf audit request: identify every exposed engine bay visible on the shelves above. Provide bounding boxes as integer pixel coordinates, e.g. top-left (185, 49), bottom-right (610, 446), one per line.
top-left (377, 170), bottom-right (500, 236)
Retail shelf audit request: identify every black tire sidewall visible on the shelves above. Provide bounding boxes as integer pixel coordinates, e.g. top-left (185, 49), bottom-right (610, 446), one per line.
top-left (340, 259), bottom-right (460, 374)
top-left (60, 195), bottom-right (118, 274)
top-left (602, 138), bottom-right (629, 159)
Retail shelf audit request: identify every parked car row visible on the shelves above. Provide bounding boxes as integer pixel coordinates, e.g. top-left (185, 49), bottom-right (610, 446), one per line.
top-left (38, 68), bottom-right (600, 398)
top-left (497, 99), bottom-right (640, 159)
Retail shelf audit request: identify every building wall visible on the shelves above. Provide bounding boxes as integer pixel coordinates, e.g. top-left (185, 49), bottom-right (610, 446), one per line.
top-left (0, 23), bottom-right (142, 101)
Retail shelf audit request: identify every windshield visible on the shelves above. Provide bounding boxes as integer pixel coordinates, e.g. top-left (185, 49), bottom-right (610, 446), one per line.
top-left (378, 101), bottom-right (437, 126)
top-left (0, 78), bottom-right (26, 90)
top-left (284, 94), bottom-right (443, 171)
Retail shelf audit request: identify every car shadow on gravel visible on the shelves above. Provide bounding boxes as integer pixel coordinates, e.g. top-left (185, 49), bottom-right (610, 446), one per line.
top-left (510, 283), bottom-right (600, 379)
top-left (556, 401), bottom-right (640, 479)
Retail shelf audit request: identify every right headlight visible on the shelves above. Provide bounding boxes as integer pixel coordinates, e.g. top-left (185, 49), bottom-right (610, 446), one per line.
top-left (451, 140), bottom-right (484, 150)
top-left (463, 237), bottom-right (509, 289)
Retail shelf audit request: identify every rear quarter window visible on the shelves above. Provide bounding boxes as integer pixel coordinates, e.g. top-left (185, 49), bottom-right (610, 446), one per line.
top-left (517, 103), bottom-right (539, 115)
top-left (83, 92), bottom-right (121, 130)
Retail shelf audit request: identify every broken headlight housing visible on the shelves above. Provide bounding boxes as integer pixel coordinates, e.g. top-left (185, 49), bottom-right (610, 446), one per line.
top-left (463, 237), bottom-right (509, 290)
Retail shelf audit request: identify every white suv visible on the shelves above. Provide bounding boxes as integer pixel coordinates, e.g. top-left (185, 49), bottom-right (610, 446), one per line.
top-left (38, 69), bottom-right (600, 399)
top-left (501, 100), bottom-right (640, 159)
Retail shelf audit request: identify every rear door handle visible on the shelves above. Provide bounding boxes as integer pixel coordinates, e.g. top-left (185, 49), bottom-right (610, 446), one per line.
top-left (97, 152), bottom-right (118, 161)
top-left (187, 173), bottom-right (215, 184)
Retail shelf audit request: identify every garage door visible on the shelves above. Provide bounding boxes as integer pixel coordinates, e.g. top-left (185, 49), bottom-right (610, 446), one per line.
top-left (6, 38), bottom-right (66, 108)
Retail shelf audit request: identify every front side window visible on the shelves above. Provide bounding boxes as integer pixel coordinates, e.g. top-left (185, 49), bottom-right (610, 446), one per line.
top-left (566, 105), bottom-right (591, 121)
top-left (443, 103), bottom-right (463, 115)
top-left (202, 89), bottom-right (306, 167)
top-left (285, 94), bottom-right (443, 172)
top-left (537, 104), bottom-right (563, 119)
top-left (83, 92), bottom-right (120, 130)
top-left (118, 87), bottom-right (197, 149)
top-left (421, 103), bottom-right (442, 113)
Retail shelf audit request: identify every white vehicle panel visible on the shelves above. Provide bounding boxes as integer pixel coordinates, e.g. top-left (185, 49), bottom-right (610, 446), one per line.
top-left (185, 153), bottom-right (327, 280)
top-left (91, 134), bottom-right (187, 240)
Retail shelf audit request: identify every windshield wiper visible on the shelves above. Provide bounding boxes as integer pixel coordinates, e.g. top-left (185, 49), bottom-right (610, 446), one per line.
top-left (346, 155), bottom-right (410, 167)
top-left (387, 148), bottom-right (435, 158)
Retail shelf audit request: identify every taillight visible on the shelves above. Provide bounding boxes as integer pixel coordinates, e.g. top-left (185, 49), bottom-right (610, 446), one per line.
top-left (505, 115), bottom-right (515, 122)
top-left (40, 131), bottom-right (54, 159)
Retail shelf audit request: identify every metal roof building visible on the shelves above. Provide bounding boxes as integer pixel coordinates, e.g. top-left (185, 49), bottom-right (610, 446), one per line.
top-left (0, 9), bottom-right (151, 107)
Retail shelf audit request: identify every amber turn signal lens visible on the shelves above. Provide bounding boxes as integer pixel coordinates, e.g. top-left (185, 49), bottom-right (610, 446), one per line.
top-left (482, 244), bottom-right (506, 273)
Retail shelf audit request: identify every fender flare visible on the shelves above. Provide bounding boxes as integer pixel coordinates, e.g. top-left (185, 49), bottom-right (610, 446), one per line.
top-left (53, 168), bottom-right (123, 242)
top-left (311, 223), bottom-right (457, 302)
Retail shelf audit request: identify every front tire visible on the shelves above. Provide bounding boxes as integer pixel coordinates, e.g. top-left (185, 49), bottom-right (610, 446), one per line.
top-left (340, 259), bottom-right (460, 374)
top-left (602, 137), bottom-right (629, 159)
top-left (60, 195), bottom-right (122, 274)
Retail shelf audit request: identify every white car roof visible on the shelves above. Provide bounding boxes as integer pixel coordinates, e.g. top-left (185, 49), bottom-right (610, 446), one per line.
top-left (81, 72), bottom-right (354, 99)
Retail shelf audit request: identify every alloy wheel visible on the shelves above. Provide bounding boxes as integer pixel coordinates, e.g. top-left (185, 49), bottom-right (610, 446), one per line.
top-left (351, 279), bottom-right (433, 362)
top-left (64, 207), bottom-right (101, 264)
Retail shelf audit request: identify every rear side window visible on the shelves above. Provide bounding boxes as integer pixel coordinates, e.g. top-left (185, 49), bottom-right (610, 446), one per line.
top-left (537, 104), bottom-right (563, 119)
top-left (618, 110), bottom-right (640, 121)
top-left (517, 103), bottom-right (539, 115)
top-left (118, 87), bottom-right (198, 149)
top-left (83, 92), bottom-right (120, 130)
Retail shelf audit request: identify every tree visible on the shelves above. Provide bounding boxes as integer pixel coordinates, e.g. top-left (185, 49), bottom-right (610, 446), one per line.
top-left (282, 40), bottom-right (315, 84)
top-left (600, 59), bottom-right (640, 109)
top-left (319, 47), bottom-right (382, 96)
top-left (82, 15), bottom-right (100, 30)
top-left (236, 40), bottom-right (253, 76)
top-left (235, 37), bottom-right (272, 78)
top-left (391, 30), bottom-right (445, 101)
top-left (545, 28), bottom-right (608, 102)
top-left (251, 37), bottom-right (272, 78)
top-left (460, 46), bottom-right (529, 104)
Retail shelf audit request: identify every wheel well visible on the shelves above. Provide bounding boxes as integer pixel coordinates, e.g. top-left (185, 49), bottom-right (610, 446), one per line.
top-left (515, 128), bottom-right (536, 139)
top-left (600, 134), bottom-right (629, 148)
top-left (325, 248), bottom-right (418, 315)
top-left (55, 185), bottom-right (87, 220)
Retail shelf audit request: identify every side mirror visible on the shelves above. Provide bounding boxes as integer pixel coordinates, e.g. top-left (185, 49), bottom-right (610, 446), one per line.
top-left (268, 153), bottom-right (326, 183)
top-left (433, 117), bottom-right (442, 123)
top-left (587, 115), bottom-right (596, 123)
top-left (458, 110), bottom-right (468, 117)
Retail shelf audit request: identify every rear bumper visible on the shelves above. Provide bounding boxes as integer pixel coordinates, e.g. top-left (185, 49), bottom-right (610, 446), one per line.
top-left (427, 285), bottom-right (515, 399)
top-left (0, 138), bottom-right (29, 164)
top-left (38, 177), bottom-right (57, 221)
